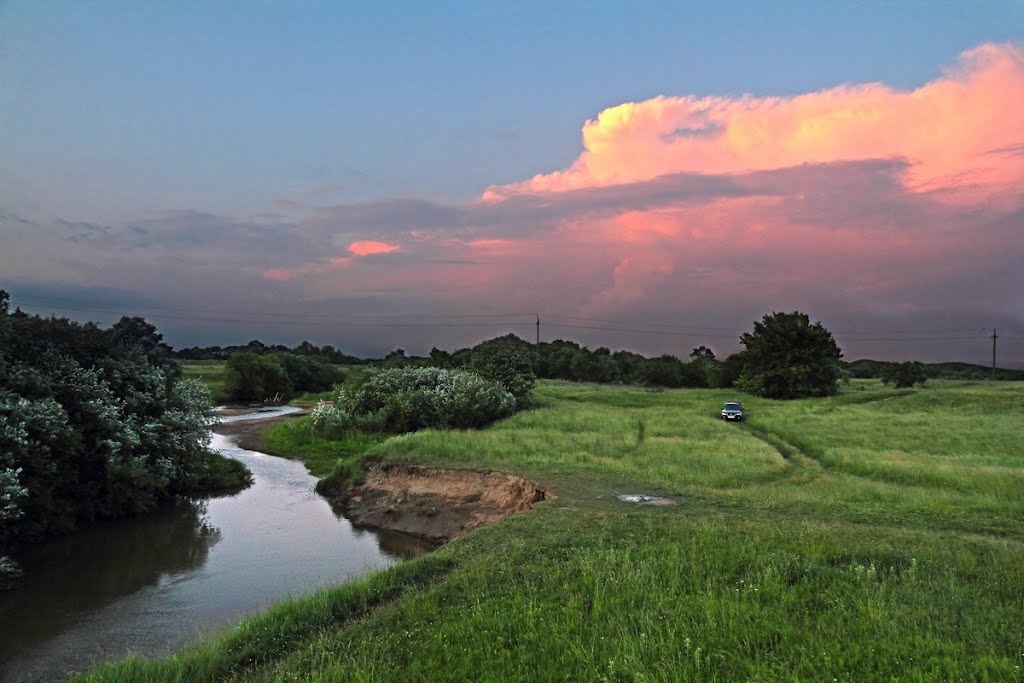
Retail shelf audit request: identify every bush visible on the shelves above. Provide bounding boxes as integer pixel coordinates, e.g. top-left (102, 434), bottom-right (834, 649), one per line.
top-left (882, 361), bottom-right (929, 388)
top-left (274, 353), bottom-right (343, 394)
top-left (312, 367), bottom-right (516, 435)
top-left (221, 352), bottom-right (293, 403)
top-left (0, 292), bottom-right (249, 573)
top-left (569, 349), bottom-right (621, 383)
top-left (469, 336), bottom-right (536, 408)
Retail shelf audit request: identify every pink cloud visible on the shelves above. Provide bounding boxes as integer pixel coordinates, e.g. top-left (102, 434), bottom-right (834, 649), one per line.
top-left (348, 240), bottom-right (400, 256)
top-left (261, 255), bottom-right (353, 281)
top-left (260, 243), bottom-right (393, 281)
top-left (254, 44), bottom-right (1022, 363)
top-left (483, 43), bottom-right (1024, 202)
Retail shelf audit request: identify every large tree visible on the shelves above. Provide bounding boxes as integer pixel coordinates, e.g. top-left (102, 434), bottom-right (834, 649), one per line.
top-left (736, 311), bottom-right (843, 399)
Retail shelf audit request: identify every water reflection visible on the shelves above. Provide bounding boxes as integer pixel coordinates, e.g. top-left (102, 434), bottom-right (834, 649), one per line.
top-left (0, 419), bottom-right (431, 683)
top-left (0, 500), bottom-right (218, 668)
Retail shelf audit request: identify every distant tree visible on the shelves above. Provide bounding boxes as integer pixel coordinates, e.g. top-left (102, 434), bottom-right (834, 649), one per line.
top-left (294, 340), bottom-right (319, 356)
top-left (569, 349), bottom-right (620, 383)
top-left (245, 340), bottom-right (268, 354)
top-left (222, 352), bottom-right (293, 403)
top-left (689, 345), bottom-right (719, 386)
top-left (470, 335), bottom-right (536, 408)
top-left (736, 311), bottom-right (843, 399)
top-left (538, 340), bottom-right (581, 379)
top-left (428, 347), bottom-right (454, 368)
top-left (611, 349), bottom-right (645, 382)
top-left (635, 355), bottom-right (685, 387)
top-left (881, 361), bottom-right (929, 388)
top-left (274, 353), bottom-right (342, 393)
top-left (716, 352), bottom-right (746, 388)
top-left (690, 346), bottom-right (715, 361)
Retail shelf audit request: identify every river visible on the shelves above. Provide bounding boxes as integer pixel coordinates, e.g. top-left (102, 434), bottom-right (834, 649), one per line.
top-left (0, 408), bottom-right (432, 683)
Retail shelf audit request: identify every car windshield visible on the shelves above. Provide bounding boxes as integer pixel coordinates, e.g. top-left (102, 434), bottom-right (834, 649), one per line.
top-left (724, 403), bottom-right (741, 410)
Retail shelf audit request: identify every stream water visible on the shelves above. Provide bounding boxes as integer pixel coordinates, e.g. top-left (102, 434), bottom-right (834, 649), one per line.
top-left (0, 408), bottom-right (431, 683)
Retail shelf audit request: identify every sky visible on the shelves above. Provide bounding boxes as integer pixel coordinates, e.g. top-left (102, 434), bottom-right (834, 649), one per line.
top-left (1, 1), bottom-right (1023, 365)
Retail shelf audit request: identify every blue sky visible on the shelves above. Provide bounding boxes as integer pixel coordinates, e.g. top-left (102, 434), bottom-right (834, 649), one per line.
top-left (4, 1), bottom-right (1020, 217)
top-left (1, 1), bottom-right (1023, 363)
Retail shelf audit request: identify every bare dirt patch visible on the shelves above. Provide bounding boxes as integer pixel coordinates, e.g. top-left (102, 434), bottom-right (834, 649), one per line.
top-left (213, 410), bottom-right (308, 451)
top-left (337, 464), bottom-right (549, 543)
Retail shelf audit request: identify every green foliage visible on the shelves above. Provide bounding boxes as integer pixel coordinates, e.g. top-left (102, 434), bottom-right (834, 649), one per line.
top-left (847, 359), bottom-right (1024, 381)
top-left (0, 294), bottom-right (249, 570)
top-left (469, 335), bottom-right (537, 408)
top-left (213, 356), bottom-right (348, 404)
top-left (716, 351), bottom-right (746, 388)
top-left (84, 380), bottom-right (1024, 682)
top-left (568, 348), bottom-right (621, 383)
top-left (736, 311), bottom-right (843, 399)
top-left (221, 352), bottom-right (293, 403)
top-left (690, 345), bottom-right (715, 360)
top-left (313, 367), bottom-right (517, 434)
top-left (534, 339), bottom-right (714, 389)
top-left (882, 361), bottom-right (930, 388)
top-left (273, 353), bottom-right (343, 394)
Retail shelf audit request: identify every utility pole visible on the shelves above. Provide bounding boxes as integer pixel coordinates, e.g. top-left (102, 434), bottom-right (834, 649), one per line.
top-left (536, 314), bottom-right (540, 348)
top-left (992, 328), bottom-right (998, 380)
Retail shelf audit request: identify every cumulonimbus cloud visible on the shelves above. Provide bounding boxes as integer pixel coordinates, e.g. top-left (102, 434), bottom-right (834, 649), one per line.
top-left (252, 44), bottom-right (1022, 359)
top-left (484, 43), bottom-right (1024, 202)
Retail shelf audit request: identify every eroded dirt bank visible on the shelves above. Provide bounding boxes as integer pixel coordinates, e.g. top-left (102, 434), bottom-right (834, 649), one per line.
top-left (337, 464), bottom-right (548, 543)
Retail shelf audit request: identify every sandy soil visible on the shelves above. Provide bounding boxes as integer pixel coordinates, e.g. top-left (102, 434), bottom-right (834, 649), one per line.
top-left (213, 412), bottom-right (547, 542)
top-left (213, 410), bottom-right (309, 451)
top-left (337, 464), bottom-right (548, 543)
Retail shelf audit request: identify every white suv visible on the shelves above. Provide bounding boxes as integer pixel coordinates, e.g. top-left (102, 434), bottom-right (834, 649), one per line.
top-left (721, 402), bottom-right (744, 421)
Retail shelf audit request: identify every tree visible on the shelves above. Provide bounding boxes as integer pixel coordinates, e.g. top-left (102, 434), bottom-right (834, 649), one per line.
top-left (222, 352), bottom-right (293, 403)
top-left (470, 335), bottom-right (536, 408)
top-left (736, 312), bottom-right (843, 399)
top-left (690, 346), bottom-right (715, 361)
top-left (882, 361), bottom-right (929, 388)
top-left (569, 349), bottom-right (620, 383)
top-left (689, 345), bottom-right (719, 387)
top-left (716, 352), bottom-right (746, 388)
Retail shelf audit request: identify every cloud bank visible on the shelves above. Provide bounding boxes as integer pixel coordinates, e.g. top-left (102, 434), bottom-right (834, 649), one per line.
top-left (3, 44), bottom-right (1023, 361)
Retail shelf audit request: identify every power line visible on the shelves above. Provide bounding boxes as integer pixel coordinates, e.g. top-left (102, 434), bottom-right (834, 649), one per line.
top-left (11, 295), bottom-right (536, 321)
top-left (9, 296), bottom-right (1021, 344)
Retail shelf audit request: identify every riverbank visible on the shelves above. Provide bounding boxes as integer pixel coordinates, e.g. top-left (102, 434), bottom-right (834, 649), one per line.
top-left (75, 380), bottom-right (1024, 681)
top-left (1, 408), bottom-right (427, 683)
top-left (213, 408), bottom-right (309, 451)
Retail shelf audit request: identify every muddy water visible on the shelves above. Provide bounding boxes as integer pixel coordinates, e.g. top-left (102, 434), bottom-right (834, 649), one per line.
top-left (0, 409), bottom-right (432, 683)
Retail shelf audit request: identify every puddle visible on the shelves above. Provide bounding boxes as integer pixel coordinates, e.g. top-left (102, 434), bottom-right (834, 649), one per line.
top-left (615, 494), bottom-right (676, 506)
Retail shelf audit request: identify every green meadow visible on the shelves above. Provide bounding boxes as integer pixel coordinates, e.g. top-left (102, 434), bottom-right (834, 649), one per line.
top-left (179, 360), bottom-right (228, 401)
top-left (81, 379), bottom-right (1024, 681)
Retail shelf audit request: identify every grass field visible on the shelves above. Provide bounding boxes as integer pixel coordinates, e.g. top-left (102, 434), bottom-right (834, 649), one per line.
top-left (80, 379), bottom-right (1024, 681)
top-left (179, 360), bottom-right (227, 401)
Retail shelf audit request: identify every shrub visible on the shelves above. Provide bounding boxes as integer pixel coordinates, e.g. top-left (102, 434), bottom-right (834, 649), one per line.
top-left (312, 367), bottom-right (516, 435)
top-left (222, 352), bottom-right (293, 403)
top-left (569, 349), bottom-right (621, 383)
top-left (469, 336), bottom-right (536, 408)
top-left (882, 361), bottom-right (929, 388)
top-left (0, 293), bottom-right (249, 573)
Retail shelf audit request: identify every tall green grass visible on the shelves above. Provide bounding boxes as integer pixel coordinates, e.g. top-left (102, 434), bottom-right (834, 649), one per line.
top-left (179, 360), bottom-right (226, 401)
top-left (79, 379), bottom-right (1024, 681)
